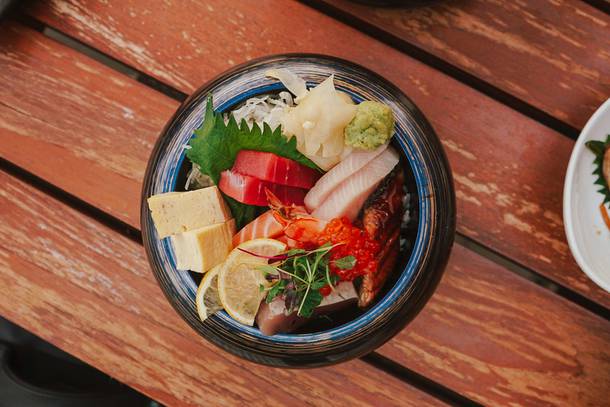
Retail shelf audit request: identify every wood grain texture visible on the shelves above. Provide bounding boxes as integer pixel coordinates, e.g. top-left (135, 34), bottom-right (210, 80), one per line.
top-left (0, 171), bottom-right (442, 407)
top-left (385, 245), bottom-right (610, 405)
top-left (0, 23), bottom-right (175, 225)
top-left (20, 1), bottom-right (610, 306)
top-left (0, 4), bottom-right (606, 405)
top-left (315, 0), bottom-right (610, 130)
top-left (1, 169), bottom-right (609, 406)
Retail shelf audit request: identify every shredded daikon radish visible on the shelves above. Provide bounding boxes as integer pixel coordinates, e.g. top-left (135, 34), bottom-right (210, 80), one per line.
top-left (230, 92), bottom-right (293, 130)
top-left (185, 163), bottom-right (213, 190)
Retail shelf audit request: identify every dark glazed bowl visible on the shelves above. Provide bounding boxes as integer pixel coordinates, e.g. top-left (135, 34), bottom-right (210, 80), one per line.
top-left (141, 54), bottom-right (455, 368)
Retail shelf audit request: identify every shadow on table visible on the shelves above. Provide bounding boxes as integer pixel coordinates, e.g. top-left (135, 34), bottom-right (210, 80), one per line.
top-left (0, 317), bottom-right (161, 407)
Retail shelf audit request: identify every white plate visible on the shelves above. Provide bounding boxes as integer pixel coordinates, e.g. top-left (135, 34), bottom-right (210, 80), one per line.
top-left (564, 98), bottom-right (610, 292)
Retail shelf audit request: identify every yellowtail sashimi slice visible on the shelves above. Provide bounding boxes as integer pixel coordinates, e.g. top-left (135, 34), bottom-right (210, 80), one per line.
top-left (305, 143), bottom-right (389, 211)
top-left (312, 147), bottom-right (399, 221)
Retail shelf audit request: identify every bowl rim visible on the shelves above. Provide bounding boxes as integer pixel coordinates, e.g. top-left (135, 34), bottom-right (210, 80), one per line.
top-left (563, 97), bottom-right (610, 293)
top-left (141, 53), bottom-right (456, 367)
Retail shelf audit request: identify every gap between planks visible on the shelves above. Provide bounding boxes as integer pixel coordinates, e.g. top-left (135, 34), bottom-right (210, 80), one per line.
top-left (20, 16), bottom-right (189, 103)
top-left (16, 18), bottom-right (610, 321)
top-left (456, 234), bottom-right (610, 322)
top-left (582, 0), bottom-right (610, 14)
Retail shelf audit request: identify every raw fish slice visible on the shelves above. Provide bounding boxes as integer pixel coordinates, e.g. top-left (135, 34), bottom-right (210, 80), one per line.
top-left (312, 148), bottom-right (399, 221)
top-left (232, 150), bottom-right (320, 189)
top-left (232, 210), bottom-right (284, 246)
top-left (256, 282), bottom-right (358, 336)
top-left (305, 144), bottom-right (388, 211)
top-left (256, 297), bottom-right (302, 336)
top-left (307, 153), bottom-right (341, 172)
top-left (219, 170), bottom-right (307, 206)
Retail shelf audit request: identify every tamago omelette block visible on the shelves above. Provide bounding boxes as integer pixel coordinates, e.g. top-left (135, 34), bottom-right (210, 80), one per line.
top-left (171, 219), bottom-right (236, 273)
top-left (147, 186), bottom-right (232, 238)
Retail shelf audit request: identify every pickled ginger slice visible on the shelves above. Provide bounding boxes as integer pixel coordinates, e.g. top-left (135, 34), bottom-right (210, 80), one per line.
top-left (266, 69), bottom-right (308, 101)
top-left (280, 75), bottom-right (357, 170)
top-left (312, 147), bottom-right (399, 221)
top-left (320, 130), bottom-right (345, 158)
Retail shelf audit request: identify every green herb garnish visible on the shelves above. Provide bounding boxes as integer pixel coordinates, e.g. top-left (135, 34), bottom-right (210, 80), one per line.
top-left (258, 244), bottom-right (356, 318)
top-left (186, 96), bottom-right (320, 228)
top-left (585, 134), bottom-right (610, 205)
top-left (266, 279), bottom-right (288, 304)
top-left (333, 255), bottom-right (357, 270)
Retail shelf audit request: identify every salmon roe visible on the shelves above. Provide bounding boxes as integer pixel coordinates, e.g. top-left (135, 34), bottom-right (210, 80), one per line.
top-left (317, 217), bottom-right (380, 283)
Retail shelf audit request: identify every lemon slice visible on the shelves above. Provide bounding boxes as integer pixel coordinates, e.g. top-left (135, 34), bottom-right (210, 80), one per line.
top-left (218, 239), bottom-right (286, 326)
top-left (195, 264), bottom-right (223, 321)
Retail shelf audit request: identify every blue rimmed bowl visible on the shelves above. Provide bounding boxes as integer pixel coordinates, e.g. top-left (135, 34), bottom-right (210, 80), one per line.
top-left (141, 54), bottom-right (455, 368)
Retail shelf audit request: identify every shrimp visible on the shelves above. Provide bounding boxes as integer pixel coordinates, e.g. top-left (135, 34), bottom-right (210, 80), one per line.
top-left (266, 189), bottom-right (327, 248)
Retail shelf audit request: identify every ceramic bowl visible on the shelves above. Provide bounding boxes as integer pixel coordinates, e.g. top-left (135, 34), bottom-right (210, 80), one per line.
top-left (564, 98), bottom-right (610, 293)
top-left (141, 54), bottom-right (455, 367)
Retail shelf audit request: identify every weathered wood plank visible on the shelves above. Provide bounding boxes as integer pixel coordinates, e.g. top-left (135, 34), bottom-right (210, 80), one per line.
top-left (0, 171), bottom-right (442, 407)
top-left (18, 2), bottom-right (610, 306)
top-left (0, 23), bottom-right (174, 225)
top-left (2, 169), bottom-right (609, 406)
top-left (312, 0), bottom-right (610, 130)
top-left (385, 245), bottom-right (610, 405)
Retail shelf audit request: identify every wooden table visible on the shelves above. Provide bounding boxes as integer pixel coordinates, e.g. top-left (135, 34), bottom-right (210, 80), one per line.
top-left (1, 0), bottom-right (609, 405)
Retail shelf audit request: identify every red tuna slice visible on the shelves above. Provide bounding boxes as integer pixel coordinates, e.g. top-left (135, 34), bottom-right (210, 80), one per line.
top-left (219, 170), bottom-right (307, 206)
top-left (232, 150), bottom-right (321, 189)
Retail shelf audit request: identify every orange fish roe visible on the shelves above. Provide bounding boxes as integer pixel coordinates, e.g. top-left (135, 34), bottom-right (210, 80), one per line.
top-left (317, 217), bottom-right (380, 282)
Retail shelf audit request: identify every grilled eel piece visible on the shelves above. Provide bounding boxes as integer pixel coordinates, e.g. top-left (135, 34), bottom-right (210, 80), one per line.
top-left (357, 167), bottom-right (405, 307)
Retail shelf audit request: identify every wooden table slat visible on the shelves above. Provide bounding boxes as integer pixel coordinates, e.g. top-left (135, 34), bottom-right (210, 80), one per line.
top-left (314, 0), bottom-right (610, 131)
top-left (0, 22), bottom-right (176, 224)
top-left (1, 22), bottom-right (610, 405)
top-left (384, 244), bottom-right (610, 405)
top-left (0, 170), bottom-right (443, 407)
top-left (21, 0), bottom-right (610, 306)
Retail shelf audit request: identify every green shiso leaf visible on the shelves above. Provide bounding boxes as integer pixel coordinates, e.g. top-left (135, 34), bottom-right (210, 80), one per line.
top-left (585, 139), bottom-right (607, 157)
top-left (186, 95), bottom-right (321, 228)
top-left (585, 134), bottom-right (610, 205)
